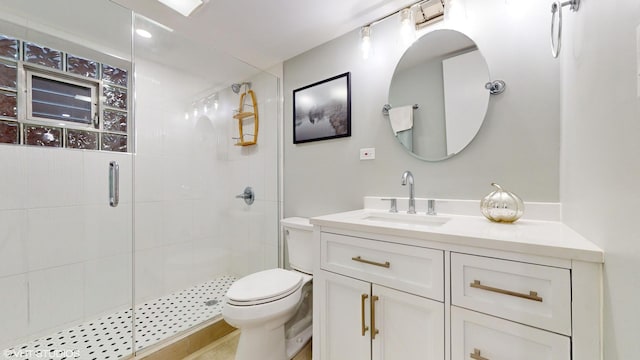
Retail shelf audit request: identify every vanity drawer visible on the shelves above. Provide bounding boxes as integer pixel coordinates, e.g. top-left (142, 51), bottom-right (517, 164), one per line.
top-left (320, 232), bottom-right (444, 301)
top-left (451, 253), bottom-right (571, 335)
top-left (451, 306), bottom-right (570, 360)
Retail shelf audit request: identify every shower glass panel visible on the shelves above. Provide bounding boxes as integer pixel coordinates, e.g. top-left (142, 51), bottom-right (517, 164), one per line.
top-left (0, 1), bottom-right (134, 360)
top-left (132, 13), bottom-right (280, 353)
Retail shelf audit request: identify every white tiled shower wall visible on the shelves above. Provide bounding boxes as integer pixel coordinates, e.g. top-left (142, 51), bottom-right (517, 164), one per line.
top-left (134, 58), bottom-right (279, 305)
top-left (0, 146), bottom-right (133, 349)
top-left (0, 59), bottom-right (279, 351)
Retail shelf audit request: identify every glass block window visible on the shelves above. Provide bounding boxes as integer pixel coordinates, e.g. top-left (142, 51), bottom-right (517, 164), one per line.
top-left (102, 133), bottom-right (127, 152)
top-left (0, 120), bottom-right (19, 144)
top-left (102, 64), bottom-right (128, 87)
top-left (2, 34), bottom-right (130, 152)
top-left (0, 61), bottom-right (17, 90)
top-left (103, 109), bottom-right (127, 133)
top-left (24, 42), bottom-right (62, 70)
top-left (66, 129), bottom-right (98, 150)
top-left (28, 72), bottom-right (97, 125)
top-left (25, 125), bottom-right (61, 147)
top-left (0, 90), bottom-right (17, 118)
top-left (67, 54), bottom-right (98, 79)
top-left (0, 35), bottom-right (19, 60)
top-left (103, 85), bottom-right (127, 110)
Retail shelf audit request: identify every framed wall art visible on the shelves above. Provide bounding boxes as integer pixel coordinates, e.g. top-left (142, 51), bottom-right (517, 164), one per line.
top-left (293, 72), bottom-right (351, 144)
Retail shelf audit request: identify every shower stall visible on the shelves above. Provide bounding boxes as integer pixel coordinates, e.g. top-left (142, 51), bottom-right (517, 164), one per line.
top-left (0, 1), bottom-right (281, 359)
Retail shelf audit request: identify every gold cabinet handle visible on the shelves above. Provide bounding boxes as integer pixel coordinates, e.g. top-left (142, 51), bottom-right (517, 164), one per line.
top-left (470, 348), bottom-right (490, 360)
top-left (371, 295), bottom-right (380, 340)
top-left (470, 280), bottom-right (543, 302)
top-left (352, 256), bottom-right (391, 268)
top-left (361, 294), bottom-right (369, 336)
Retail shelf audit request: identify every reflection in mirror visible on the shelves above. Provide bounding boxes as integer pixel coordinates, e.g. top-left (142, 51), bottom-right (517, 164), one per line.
top-left (388, 29), bottom-right (490, 161)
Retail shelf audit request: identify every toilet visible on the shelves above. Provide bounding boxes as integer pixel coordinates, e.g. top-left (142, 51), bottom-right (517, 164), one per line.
top-left (222, 217), bottom-right (313, 360)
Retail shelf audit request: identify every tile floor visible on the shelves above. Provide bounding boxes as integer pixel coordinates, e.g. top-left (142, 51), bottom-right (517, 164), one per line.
top-left (182, 330), bottom-right (312, 360)
top-left (2, 276), bottom-right (236, 360)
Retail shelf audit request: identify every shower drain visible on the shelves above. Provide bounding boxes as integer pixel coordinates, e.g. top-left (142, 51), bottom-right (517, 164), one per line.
top-left (205, 299), bottom-right (219, 306)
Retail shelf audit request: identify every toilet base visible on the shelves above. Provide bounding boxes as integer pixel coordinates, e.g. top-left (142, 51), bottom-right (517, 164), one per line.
top-left (235, 324), bottom-right (286, 360)
top-left (285, 324), bottom-right (312, 359)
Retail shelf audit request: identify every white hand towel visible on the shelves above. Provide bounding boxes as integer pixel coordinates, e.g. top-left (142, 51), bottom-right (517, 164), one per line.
top-left (388, 106), bottom-right (414, 135)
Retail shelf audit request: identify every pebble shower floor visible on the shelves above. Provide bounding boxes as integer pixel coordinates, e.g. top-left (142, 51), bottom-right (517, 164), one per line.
top-left (2, 276), bottom-right (236, 360)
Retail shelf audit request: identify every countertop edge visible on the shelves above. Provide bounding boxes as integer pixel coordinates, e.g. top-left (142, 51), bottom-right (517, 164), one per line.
top-left (310, 210), bottom-right (604, 264)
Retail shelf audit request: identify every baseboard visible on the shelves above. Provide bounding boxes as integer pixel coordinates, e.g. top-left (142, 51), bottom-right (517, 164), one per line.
top-left (136, 319), bottom-right (236, 360)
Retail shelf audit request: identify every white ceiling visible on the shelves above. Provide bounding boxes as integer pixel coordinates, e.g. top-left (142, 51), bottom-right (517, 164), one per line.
top-left (111, 0), bottom-right (418, 70)
top-left (0, 0), bottom-right (419, 91)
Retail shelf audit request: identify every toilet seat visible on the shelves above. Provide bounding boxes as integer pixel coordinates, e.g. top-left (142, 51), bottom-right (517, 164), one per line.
top-left (226, 268), bottom-right (303, 306)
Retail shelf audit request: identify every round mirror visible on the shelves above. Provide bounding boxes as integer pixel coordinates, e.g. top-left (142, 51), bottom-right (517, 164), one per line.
top-left (388, 29), bottom-right (490, 161)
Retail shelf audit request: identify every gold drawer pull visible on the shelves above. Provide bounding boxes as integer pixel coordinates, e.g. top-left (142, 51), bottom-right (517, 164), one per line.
top-left (361, 294), bottom-right (369, 336)
top-left (470, 348), bottom-right (490, 360)
top-left (352, 256), bottom-right (391, 268)
top-left (371, 295), bottom-right (380, 340)
top-left (470, 280), bottom-right (543, 302)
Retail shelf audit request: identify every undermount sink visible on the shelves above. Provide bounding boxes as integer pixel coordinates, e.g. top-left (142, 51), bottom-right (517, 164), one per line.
top-left (360, 211), bottom-right (451, 227)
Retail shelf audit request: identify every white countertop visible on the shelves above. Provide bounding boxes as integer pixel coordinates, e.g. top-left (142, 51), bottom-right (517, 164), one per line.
top-left (310, 209), bottom-right (604, 263)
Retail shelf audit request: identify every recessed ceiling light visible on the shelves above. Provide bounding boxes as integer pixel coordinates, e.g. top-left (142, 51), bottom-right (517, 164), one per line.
top-left (136, 29), bottom-right (153, 39)
top-left (157, 0), bottom-right (205, 17)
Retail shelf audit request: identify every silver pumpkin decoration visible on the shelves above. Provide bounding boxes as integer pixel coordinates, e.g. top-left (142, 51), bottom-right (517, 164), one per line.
top-left (480, 183), bottom-right (524, 223)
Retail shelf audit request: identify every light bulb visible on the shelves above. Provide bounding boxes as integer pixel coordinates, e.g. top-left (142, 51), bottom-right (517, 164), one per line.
top-left (184, 112), bottom-right (189, 120)
top-left (399, 8), bottom-right (416, 47)
top-left (214, 99), bottom-right (219, 110)
top-left (135, 29), bottom-right (152, 39)
top-left (360, 26), bottom-right (371, 60)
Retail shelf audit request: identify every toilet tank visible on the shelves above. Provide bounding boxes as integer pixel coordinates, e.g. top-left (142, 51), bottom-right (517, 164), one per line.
top-left (281, 217), bottom-right (314, 274)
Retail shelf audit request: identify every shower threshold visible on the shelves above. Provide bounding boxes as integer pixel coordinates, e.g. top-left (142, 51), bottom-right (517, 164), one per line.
top-left (2, 276), bottom-right (236, 360)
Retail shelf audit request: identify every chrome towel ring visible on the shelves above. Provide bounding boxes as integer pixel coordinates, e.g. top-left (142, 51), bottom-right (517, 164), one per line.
top-left (551, 0), bottom-right (580, 58)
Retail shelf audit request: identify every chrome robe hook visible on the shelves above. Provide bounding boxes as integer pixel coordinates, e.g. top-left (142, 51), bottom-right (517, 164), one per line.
top-left (551, 0), bottom-right (580, 58)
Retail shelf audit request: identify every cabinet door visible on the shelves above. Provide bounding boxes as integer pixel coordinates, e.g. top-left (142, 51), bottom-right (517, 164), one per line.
top-left (317, 270), bottom-right (371, 360)
top-left (372, 284), bottom-right (444, 360)
top-left (451, 306), bottom-right (570, 360)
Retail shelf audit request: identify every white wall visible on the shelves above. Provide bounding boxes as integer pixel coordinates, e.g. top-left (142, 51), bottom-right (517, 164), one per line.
top-left (133, 58), bottom-right (280, 304)
top-left (560, 0), bottom-right (640, 358)
top-left (283, 0), bottom-right (561, 218)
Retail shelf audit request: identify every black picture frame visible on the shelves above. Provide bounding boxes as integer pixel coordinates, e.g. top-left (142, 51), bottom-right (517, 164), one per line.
top-left (293, 72), bottom-right (351, 144)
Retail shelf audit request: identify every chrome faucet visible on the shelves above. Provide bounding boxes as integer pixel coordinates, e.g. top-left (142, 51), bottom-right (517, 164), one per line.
top-left (401, 170), bottom-right (416, 214)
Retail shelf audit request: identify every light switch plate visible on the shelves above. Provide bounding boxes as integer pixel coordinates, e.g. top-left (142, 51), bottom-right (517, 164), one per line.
top-left (360, 148), bottom-right (375, 160)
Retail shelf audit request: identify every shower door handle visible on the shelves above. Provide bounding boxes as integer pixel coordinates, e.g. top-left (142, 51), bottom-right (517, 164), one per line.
top-left (109, 161), bottom-right (120, 207)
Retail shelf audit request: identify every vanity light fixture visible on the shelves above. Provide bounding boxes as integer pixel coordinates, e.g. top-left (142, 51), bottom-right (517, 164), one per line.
top-left (157, 0), bottom-right (206, 17)
top-left (415, 0), bottom-right (445, 29)
top-left (358, 0), bottom-right (444, 59)
top-left (360, 26), bottom-right (372, 60)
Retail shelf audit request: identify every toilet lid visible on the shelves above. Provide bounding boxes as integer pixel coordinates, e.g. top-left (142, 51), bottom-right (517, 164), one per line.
top-left (226, 268), bottom-right (303, 305)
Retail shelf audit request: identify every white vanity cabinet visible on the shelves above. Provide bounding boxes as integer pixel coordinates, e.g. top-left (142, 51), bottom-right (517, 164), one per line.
top-left (450, 253), bottom-right (573, 360)
top-left (311, 210), bottom-right (604, 360)
top-left (316, 232), bottom-right (445, 360)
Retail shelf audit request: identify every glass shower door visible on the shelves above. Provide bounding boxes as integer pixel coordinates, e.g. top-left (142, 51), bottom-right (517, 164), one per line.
top-left (132, 11), bottom-right (281, 354)
top-left (0, 1), bottom-right (135, 359)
